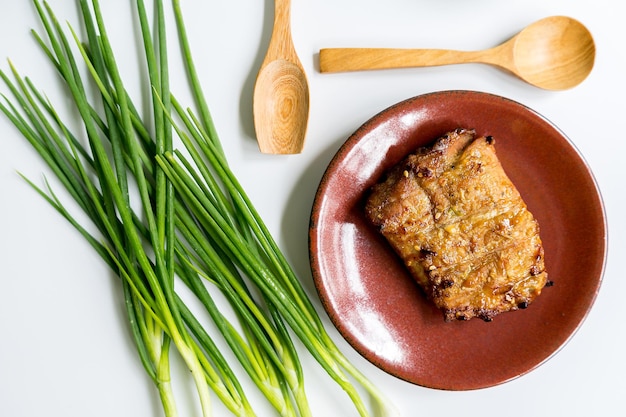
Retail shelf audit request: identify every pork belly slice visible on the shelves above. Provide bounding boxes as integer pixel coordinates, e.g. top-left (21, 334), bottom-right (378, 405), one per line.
top-left (365, 128), bottom-right (549, 322)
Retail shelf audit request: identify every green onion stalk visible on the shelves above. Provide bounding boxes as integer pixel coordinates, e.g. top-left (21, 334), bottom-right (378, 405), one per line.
top-left (0, 1), bottom-right (397, 417)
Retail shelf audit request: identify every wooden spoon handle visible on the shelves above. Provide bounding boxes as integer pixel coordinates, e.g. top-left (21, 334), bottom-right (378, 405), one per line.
top-left (319, 48), bottom-right (488, 73)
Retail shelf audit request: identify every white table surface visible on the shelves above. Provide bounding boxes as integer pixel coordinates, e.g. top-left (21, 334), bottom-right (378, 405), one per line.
top-left (1, 1), bottom-right (624, 416)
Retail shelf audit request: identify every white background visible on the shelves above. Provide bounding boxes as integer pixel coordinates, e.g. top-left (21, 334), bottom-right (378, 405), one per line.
top-left (1, 1), bottom-right (624, 417)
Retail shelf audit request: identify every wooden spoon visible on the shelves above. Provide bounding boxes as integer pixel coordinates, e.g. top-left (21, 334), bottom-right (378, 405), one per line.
top-left (253, 0), bottom-right (309, 154)
top-left (319, 16), bottom-right (595, 91)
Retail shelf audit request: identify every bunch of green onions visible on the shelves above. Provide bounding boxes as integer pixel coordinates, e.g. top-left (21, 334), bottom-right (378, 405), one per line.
top-left (0, 1), bottom-right (396, 416)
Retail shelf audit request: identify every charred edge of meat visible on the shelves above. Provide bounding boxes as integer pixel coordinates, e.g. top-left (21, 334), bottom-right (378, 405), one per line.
top-left (444, 308), bottom-right (499, 323)
top-left (418, 248), bottom-right (437, 259)
top-left (441, 279), bottom-right (454, 289)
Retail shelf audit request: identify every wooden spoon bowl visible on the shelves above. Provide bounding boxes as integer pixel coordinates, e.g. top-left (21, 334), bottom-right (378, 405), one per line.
top-left (254, 59), bottom-right (309, 154)
top-left (509, 16), bottom-right (595, 90)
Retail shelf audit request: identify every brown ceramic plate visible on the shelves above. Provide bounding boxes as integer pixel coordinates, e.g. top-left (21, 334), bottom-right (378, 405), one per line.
top-left (309, 90), bottom-right (606, 390)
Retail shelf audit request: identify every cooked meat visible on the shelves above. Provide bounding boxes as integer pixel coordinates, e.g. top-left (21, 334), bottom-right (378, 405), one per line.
top-left (365, 128), bottom-right (548, 322)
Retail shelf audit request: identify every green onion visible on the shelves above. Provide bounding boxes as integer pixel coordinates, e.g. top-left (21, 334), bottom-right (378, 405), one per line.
top-left (1, 1), bottom-right (396, 416)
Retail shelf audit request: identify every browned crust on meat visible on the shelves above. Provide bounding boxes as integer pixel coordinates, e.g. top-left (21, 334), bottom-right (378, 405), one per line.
top-left (365, 128), bottom-right (548, 322)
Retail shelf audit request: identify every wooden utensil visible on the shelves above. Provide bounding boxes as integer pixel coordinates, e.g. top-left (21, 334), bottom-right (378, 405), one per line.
top-left (253, 0), bottom-right (309, 154)
top-left (319, 16), bottom-right (595, 91)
